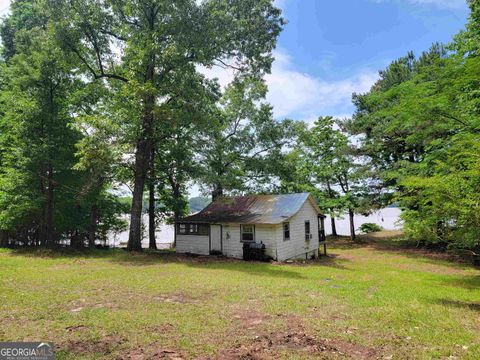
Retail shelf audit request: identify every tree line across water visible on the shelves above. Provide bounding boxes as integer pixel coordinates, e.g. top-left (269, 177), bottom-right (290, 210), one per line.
top-left (0, 0), bottom-right (478, 252)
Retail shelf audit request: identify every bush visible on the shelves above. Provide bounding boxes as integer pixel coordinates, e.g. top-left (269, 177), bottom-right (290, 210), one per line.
top-left (359, 223), bottom-right (383, 233)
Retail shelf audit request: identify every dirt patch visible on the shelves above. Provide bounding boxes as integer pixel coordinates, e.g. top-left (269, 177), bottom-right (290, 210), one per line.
top-left (61, 335), bottom-right (125, 355)
top-left (69, 298), bottom-right (118, 312)
top-left (65, 325), bottom-right (88, 333)
top-left (147, 323), bottom-right (176, 333)
top-left (121, 347), bottom-right (184, 360)
top-left (152, 293), bottom-right (201, 304)
top-left (233, 310), bottom-right (272, 329)
top-left (328, 338), bottom-right (379, 359)
top-left (217, 312), bottom-right (379, 359)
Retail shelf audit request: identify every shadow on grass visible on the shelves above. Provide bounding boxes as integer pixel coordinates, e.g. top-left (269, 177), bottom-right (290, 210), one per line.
top-left (110, 252), bottom-right (307, 279)
top-left (437, 274), bottom-right (480, 290)
top-left (327, 232), bottom-right (412, 251)
top-left (6, 247), bottom-right (130, 259)
top-left (299, 254), bottom-right (352, 270)
top-left (328, 232), bottom-right (478, 270)
top-left (108, 252), bottom-right (352, 278)
top-left (4, 247), bottom-right (351, 279)
top-left (435, 298), bottom-right (480, 312)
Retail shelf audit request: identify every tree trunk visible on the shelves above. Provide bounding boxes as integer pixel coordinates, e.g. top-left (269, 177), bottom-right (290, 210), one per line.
top-left (89, 203), bottom-right (98, 248)
top-left (0, 230), bottom-right (8, 248)
top-left (127, 90), bottom-right (155, 251)
top-left (148, 182), bottom-right (156, 249)
top-left (128, 131), bottom-right (151, 251)
top-left (45, 165), bottom-right (55, 248)
top-left (38, 177), bottom-right (46, 247)
top-left (331, 217), bottom-right (338, 237)
top-left (148, 148), bottom-right (157, 250)
top-left (71, 230), bottom-right (83, 249)
top-left (127, 12), bottom-right (157, 251)
top-left (212, 183), bottom-right (223, 201)
top-left (169, 182), bottom-right (182, 249)
top-left (348, 208), bottom-right (356, 242)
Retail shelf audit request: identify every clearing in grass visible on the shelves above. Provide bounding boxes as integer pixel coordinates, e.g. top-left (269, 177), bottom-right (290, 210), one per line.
top-left (0, 231), bottom-right (479, 359)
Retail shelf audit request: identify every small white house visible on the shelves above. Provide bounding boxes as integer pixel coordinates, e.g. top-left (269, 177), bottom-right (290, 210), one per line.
top-left (175, 193), bottom-right (326, 261)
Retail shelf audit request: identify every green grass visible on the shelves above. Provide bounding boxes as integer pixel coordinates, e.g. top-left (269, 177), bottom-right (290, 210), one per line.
top-left (0, 232), bottom-right (479, 359)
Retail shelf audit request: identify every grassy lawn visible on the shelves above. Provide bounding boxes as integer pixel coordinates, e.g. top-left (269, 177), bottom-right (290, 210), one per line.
top-left (0, 231), bottom-right (479, 359)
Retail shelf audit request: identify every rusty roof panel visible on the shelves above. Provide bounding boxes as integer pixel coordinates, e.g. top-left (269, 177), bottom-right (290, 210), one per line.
top-left (181, 193), bottom-right (320, 224)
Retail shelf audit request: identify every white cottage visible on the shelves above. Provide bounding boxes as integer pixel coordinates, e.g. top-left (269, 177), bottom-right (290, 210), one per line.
top-left (175, 193), bottom-right (326, 261)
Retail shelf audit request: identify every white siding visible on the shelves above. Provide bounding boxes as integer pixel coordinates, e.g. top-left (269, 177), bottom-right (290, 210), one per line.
top-left (175, 197), bottom-right (321, 261)
top-left (176, 234), bottom-right (210, 255)
top-left (221, 223), bottom-right (277, 259)
top-left (253, 224), bottom-right (277, 259)
top-left (275, 200), bottom-right (320, 261)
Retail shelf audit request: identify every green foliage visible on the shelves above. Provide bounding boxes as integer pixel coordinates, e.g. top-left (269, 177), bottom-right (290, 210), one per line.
top-left (0, 4), bottom-right (126, 247)
top-left (47, 0), bottom-right (285, 249)
top-left (359, 223), bottom-right (383, 233)
top-left (280, 117), bottom-right (376, 220)
top-left (399, 135), bottom-right (480, 249)
top-left (348, 2), bottom-right (480, 250)
top-left (198, 77), bottom-right (294, 199)
top-left (1, 0), bottom-right (286, 249)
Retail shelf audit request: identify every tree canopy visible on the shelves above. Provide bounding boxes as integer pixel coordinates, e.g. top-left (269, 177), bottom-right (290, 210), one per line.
top-left (0, 0), bottom-right (479, 252)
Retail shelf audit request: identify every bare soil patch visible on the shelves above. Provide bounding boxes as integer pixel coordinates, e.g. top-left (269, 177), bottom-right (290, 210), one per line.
top-left (217, 311), bottom-right (379, 359)
top-left (65, 324), bottom-right (88, 333)
top-left (121, 347), bottom-right (184, 360)
top-left (233, 310), bottom-right (272, 329)
top-left (152, 292), bottom-right (201, 305)
top-left (69, 298), bottom-right (118, 312)
top-left (60, 334), bottom-right (125, 356)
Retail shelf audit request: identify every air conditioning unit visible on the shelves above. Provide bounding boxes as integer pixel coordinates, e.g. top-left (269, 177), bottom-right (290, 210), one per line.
top-left (305, 233), bottom-right (312, 241)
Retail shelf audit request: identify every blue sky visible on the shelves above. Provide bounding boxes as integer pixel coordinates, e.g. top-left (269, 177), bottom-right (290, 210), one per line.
top-left (0, 0), bottom-right (470, 121)
top-left (266, 0), bottom-right (469, 121)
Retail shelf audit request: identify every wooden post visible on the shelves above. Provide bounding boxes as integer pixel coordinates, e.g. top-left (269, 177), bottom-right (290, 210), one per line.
top-left (318, 215), bottom-right (327, 256)
top-left (0, 230), bottom-right (8, 248)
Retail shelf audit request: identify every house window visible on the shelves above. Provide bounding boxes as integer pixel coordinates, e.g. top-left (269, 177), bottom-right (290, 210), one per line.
top-left (177, 223), bottom-right (209, 236)
top-left (305, 220), bottom-right (311, 240)
top-left (178, 223), bottom-right (187, 234)
top-left (190, 224), bottom-right (198, 233)
top-left (241, 224), bottom-right (255, 242)
top-left (283, 222), bottom-right (290, 241)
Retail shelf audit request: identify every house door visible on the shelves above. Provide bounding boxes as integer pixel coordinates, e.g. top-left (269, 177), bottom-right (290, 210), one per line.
top-left (210, 225), bottom-right (222, 253)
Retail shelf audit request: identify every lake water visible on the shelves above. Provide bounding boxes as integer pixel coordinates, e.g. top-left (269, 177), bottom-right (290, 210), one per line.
top-left (323, 207), bottom-right (402, 236)
top-left (108, 208), bottom-right (402, 248)
top-left (107, 215), bottom-right (175, 249)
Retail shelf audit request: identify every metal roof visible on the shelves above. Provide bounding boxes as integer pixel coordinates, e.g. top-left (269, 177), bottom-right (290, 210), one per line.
top-left (180, 193), bottom-right (323, 224)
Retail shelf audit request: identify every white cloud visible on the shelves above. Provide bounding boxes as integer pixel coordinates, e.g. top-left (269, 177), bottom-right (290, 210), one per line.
top-left (0, 0), bottom-right (10, 17)
top-left (265, 49), bottom-right (378, 120)
top-left (274, 0), bottom-right (288, 10)
top-left (200, 48), bottom-right (378, 121)
top-left (372, 0), bottom-right (466, 9)
top-left (197, 63), bottom-right (236, 90)
top-left (0, 0), bottom-right (376, 123)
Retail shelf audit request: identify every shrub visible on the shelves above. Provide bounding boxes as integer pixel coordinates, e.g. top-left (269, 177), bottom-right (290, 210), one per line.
top-left (359, 223), bottom-right (383, 233)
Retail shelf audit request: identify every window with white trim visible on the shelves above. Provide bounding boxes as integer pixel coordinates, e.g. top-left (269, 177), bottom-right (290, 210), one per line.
top-left (241, 224), bottom-right (255, 242)
top-left (305, 220), bottom-right (311, 240)
top-left (176, 223), bottom-right (209, 236)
